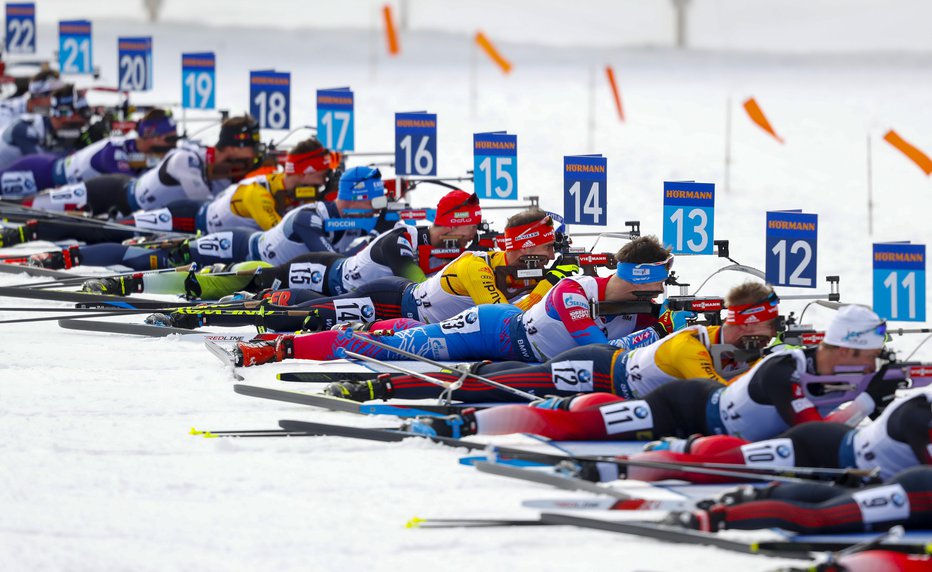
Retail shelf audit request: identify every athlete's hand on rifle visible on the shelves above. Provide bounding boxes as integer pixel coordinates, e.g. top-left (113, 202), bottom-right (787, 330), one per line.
top-left (650, 300), bottom-right (697, 338)
top-left (865, 366), bottom-right (901, 419)
top-left (544, 256), bottom-right (580, 285)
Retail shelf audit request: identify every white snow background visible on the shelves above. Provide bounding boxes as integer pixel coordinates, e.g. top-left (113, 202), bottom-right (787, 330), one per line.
top-left (2, 1), bottom-right (932, 570)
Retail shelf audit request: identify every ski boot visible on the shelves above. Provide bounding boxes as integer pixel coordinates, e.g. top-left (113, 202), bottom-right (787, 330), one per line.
top-left (0, 220), bottom-right (37, 247)
top-left (28, 245), bottom-right (82, 269)
top-left (403, 409), bottom-right (478, 439)
top-left (324, 374), bottom-right (394, 402)
top-left (233, 335), bottom-right (295, 367)
top-left (81, 274), bottom-right (144, 296)
top-left (661, 510), bottom-right (724, 532)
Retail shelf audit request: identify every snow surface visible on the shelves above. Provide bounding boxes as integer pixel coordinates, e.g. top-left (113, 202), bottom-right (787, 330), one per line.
top-left (3, 3), bottom-right (932, 571)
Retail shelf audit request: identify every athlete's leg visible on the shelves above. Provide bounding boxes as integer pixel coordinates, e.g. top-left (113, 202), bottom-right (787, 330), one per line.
top-left (0, 153), bottom-right (61, 197)
top-left (712, 466), bottom-right (932, 533)
top-left (627, 421), bottom-right (853, 484)
top-left (78, 243), bottom-right (173, 270)
top-left (251, 251), bottom-right (346, 294)
top-left (292, 304), bottom-right (526, 362)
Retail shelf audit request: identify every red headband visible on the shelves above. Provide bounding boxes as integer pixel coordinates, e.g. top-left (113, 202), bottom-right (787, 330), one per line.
top-left (285, 149), bottom-right (339, 175)
top-left (725, 293), bottom-right (780, 325)
top-left (501, 217), bottom-right (555, 251)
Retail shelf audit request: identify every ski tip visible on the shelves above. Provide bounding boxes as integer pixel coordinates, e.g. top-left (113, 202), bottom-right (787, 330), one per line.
top-left (189, 427), bottom-right (203, 435)
top-left (202, 431), bottom-right (218, 439)
top-left (275, 373), bottom-right (284, 380)
top-left (405, 517), bottom-right (425, 529)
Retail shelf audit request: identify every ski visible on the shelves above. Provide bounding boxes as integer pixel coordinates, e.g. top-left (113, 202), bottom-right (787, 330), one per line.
top-left (275, 419), bottom-right (605, 464)
top-left (538, 513), bottom-right (810, 558)
top-left (521, 498), bottom-right (648, 511)
top-left (204, 340), bottom-right (244, 381)
top-left (540, 513), bottom-right (931, 556)
top-left (232, 384), bottom-right (456, 415)
top-left (0, 285), bottom-right (197, 308)
top-left (405, 517), bottom-right (556, 529)
top-left (0, 262), bottom-right (81, 279)
top-left (472, 461), bottom-right (693, 510)
top-left (277, 418), bottom-right (491, 450)
top-left (277, 371), bottom-right (379, 383)
top-left (58, 318), bottom-right (258, 341)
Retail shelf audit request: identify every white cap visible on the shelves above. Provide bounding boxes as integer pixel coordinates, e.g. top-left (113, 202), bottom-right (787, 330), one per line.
top-left (823, 305), bottom-right (885, 349)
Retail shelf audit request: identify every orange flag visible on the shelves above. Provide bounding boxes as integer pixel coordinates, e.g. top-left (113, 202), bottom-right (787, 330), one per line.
top-left (383, 5), bottom-right (400, 56)
top-left (742, 97), bottom-right (783, 143)
top-left (605, 66), bottom-right (625, 121)
top-left (475, 31), bottom-right (512, 74)
top-left (884, 130), bottom-right (932, 176)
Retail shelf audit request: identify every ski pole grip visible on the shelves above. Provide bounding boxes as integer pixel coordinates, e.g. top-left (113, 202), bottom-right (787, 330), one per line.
top-left (335, 347), bottom-right (348, 359)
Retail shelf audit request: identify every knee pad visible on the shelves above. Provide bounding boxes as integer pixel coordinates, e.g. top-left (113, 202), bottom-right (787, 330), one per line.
top-left (688, 435), bottom-right (749, 457)
top-left (569, 392), bottom-right (625, 412)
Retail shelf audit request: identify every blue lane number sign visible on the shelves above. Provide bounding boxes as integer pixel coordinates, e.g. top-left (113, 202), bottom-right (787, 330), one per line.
top-left (118, 37), bottom-right (152, 91)
top-left (395, 111), bottom-right (436, 176)
top-left (182, 52), bottom-right (215, 110)
top-left (250, 70), bottom-right (290, 130)
top-left (873, 242), bottom-right (925, 322)
top-left (563, 155), bottom-right (606, 226)
top-left (765, 210), bottom-right (817, 288)
top-left (59, 20), bottom-right (92, 74)
top-left (317, 88), bottom-right (354, 151)
top-left (662, 181), bottom-right (715, 255)
top-left (5, 3), bottom-right (35, 54)
top-left (474, 131), bottom-right (517, 200)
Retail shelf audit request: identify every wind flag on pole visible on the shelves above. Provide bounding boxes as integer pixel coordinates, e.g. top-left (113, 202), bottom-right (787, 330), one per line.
top-left (383, 5), bottom-right (400, 56)
top-left (883, 129), bottom-right (932, 176)
top-left (743, 97), bottom-right (783, 143)
top-left (475, 31), bottom-right (512, 74)
top-left (605, 66), bottom-right (624, 121)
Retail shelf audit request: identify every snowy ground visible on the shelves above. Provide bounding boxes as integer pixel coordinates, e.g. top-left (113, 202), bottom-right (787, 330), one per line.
top-left (3, 4), bottom-right (932, 571)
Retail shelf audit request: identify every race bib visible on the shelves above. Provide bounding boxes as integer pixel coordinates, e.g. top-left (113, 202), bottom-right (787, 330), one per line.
top-left (288, 262), bottom-right (328, 292)
top-left (46, 183), bottom-right (88, 207)
top-left (739, 438), bottom-right (795, 468)
top-left (194, 231), bottom-right (234, 259)
top-left (852, 484), bottom-right (910, 524)
top-left (333, 297), bottom-right (375, 323)
top-left (133, 208), bottom-right (174, 231)
top-left (0, 170), bottom-right (36, 197)
top-left (599, 400), bottom-right (654, 435)
top-left (438, 308), bottom-right (481, 334)
top-left (550, 360), bottom-right (595, 392)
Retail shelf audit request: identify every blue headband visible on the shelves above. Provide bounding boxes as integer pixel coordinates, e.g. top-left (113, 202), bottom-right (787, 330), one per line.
top-left (615, 258), bottom-right (672, 284)
top-left (137, 115), bottom-right (177, 138)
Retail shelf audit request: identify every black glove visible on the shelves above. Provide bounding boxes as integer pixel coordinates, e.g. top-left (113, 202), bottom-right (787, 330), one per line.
top-left (372, 209), bottom-right (394, 235)
top-left (865, 368), bottom-right (900, 419)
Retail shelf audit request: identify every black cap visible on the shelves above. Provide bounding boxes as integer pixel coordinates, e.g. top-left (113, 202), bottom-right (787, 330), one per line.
top-left (217, 116), bottom-right (261, 150)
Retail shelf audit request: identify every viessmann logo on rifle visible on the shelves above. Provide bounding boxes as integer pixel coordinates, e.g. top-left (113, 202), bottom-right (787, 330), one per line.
top-left (577, 254), bottom-right (611, 265)
top-left (690, 299), bottom-right (723, 312)
top-left (801, 332), bottom-right (825, 344)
